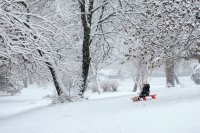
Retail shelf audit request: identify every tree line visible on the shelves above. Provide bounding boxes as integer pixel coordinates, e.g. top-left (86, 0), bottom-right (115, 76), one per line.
top-left (0, 0), bottom-right (199, 100)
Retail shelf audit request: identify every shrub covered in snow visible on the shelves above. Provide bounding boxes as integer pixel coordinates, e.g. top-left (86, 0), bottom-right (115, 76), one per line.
top-left (100, 80), bottom-right (119, 92)
top-left (100, 81), bottom-right (112, 92)
top-left (110, 80), bottom-right (119, 92)
top-left (88, 83), bottom-right (99, 93)
top-left (191, 65), bottom-right (200, 85)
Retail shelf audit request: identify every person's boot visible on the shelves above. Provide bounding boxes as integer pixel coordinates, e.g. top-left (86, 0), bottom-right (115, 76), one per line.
top-left (137, 97), bottom-right (140, 101)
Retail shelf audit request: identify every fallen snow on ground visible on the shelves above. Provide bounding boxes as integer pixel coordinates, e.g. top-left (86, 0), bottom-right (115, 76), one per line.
top-left (0, 84), bottom-right (54, 119)
top-left (0, 77), bottom-right (200, 133)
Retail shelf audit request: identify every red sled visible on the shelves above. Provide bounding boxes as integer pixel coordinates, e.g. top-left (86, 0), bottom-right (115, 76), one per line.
top-left (131, 94), bottom-right (157, 102)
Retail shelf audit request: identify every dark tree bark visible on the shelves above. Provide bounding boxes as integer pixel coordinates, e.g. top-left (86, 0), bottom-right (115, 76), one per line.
top-left (38, 50), bottom-right (63, 96)
top-left (45, 62), bottom-right (63, 96)
top-left (79, 0), bottom-right (93, 96)
top-left (78, 0), bottom-right (115, 96)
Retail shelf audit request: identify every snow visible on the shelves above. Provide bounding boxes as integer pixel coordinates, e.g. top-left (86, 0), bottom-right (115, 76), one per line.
top-left (0, 84), bottom-right (54, 120)
top-left (0, 77), bottom-right (200, 133)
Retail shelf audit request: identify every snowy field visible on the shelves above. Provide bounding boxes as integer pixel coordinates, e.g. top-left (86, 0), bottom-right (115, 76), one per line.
top-left (0, 77), bottom-right (200, 133)
top-left (0, 84), bottom-right (54, 119)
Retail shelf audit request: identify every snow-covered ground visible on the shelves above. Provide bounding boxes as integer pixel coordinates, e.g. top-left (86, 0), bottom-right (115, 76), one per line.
top-left (0, 77), bottom-right (200, 133)
top-left (0, 84), bottom-right (54, 120)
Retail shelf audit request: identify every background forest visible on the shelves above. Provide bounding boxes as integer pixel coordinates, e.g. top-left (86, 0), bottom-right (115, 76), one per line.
top-left (0, 0), bottom-right (200, 101)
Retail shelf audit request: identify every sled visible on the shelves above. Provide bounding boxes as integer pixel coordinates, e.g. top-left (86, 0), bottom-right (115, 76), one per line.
top-left (131, 94), bottom-right (157, 102)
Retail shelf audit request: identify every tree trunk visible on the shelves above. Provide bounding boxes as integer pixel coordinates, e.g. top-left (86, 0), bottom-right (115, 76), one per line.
top-left (28, 72), bottom-right (33, 85)
top-left (90, 64), bottom-right (101, 94)
top-left (133, 73), bottom-right (140, 92)
top-left (80, 31), bottom-right (91, 96)
top-left (38, 50), bottom-right (64, 96)
top-left (79, 0), bottom-right (93, 96)
top-left (174, 71), bottom-right (180, 85)
top-left (165, 58), bottom-right (175, 87)
top-left (132, 59), bottom-right (148, 92)
top-left (46, 62), bottom-right (63, 96)
top-left (23, 77), bottom-right (28, 88)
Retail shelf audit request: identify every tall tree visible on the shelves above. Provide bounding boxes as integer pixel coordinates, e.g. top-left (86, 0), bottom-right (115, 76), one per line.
top-left (121, 0), bottom-right (200, 87)
top-left (0, 0), bottom-right (72, 97)
top-left (78, 0), bottom-right (119, 96)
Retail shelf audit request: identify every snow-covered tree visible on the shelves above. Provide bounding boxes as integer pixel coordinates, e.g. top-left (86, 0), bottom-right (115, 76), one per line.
top-left (121, 0), bottom-right (200, 87)
top-left (0, 0), bottom-right (79, 98)
top-left (77, 0), bottom-right (124, 96)
top-left (191, 64), bottom-right (200, 85)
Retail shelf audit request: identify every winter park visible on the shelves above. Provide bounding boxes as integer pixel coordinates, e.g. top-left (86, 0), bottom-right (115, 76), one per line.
top-left (1, 0), bottom-right (200, 133)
